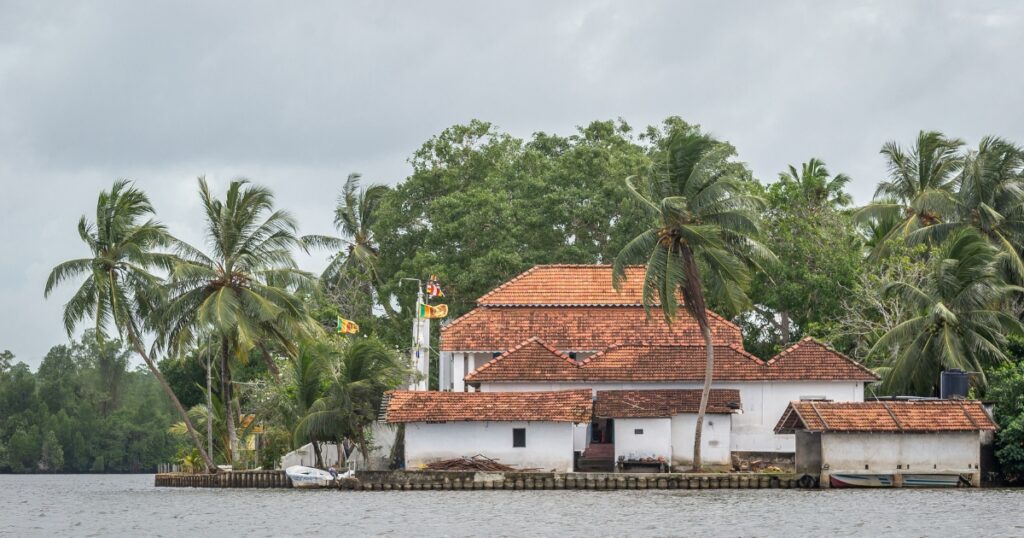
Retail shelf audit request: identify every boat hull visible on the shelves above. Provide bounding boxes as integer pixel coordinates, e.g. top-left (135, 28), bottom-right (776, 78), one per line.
top-left (285, 465), bottom-right (335, 488)
top-left (902, 474), bottom-right (963, 487)
top-left (829, 473), bottom-right (894, 488)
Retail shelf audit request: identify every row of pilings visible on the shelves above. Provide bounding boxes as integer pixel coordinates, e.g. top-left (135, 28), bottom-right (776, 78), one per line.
top-left (155, 470), bottom-right (818, 490)
top-left (155, 470), bottom-right (292, 488)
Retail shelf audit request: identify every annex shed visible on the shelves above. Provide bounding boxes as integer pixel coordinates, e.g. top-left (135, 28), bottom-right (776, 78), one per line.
top-left (775, 400), bottom-right (997, 487)
top-left (594, 389), bottom-right (741, 470)
top-left (385, 389), bottom-right (592, 472)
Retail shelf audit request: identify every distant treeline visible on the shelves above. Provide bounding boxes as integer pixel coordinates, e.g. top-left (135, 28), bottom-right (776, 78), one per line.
top-left (0, 332), bottom-right (179, 473)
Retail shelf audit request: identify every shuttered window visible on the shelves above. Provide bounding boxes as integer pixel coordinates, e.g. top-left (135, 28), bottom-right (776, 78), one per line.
top-left (512, 428), bottom-right (526, 447)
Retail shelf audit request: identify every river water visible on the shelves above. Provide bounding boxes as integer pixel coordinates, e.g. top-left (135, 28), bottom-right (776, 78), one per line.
top-left (1, 474), bottom-right (1022, 537)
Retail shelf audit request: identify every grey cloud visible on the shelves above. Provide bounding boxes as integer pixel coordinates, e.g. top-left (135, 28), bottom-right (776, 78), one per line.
top-left (2, 0), bottom-right (1023, 365)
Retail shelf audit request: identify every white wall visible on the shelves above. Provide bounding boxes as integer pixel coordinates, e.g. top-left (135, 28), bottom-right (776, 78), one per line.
top-left (479, 380), bottom-right (864, 453)
top-left (671, 414), bottom-right (732, 467)
top-left (404, 421), bottom-right (575, 472)
top-left (614, 418), bottom-right (672, 462)
top-left (821, 432), bottom-right (981, 473)
top-left (573, 423), bottom-right (589, 452)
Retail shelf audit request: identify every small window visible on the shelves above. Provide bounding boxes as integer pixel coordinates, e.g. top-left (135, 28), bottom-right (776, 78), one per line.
top-left (568, 352), bottom-right (578, 360)
top-left (634, 428), bottom-right (644, 435)
top-left (512, 428), bottom-right (526, 447)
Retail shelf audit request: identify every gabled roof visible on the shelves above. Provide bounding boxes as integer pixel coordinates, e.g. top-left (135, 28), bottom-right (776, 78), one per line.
top-left (477, 265), bottom-right (651, 306)
top-left (763, 337), bottom-right (880, 382)
top-left (465, 339), bottom-right (878, 383)
top-left (595, 389), bottom-right (742, 418)
top-left (440, 306), bottom-right (742, 351)
top-left (385, 389), bottom-right (593, 423)
top-left (774, 400), bottom-right (997, 434)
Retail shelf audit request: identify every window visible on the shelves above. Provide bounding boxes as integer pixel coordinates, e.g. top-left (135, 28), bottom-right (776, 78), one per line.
top-left (634, 428), bottom-right (644, 435)
top-left (512, 428), bottom-right (526, 447)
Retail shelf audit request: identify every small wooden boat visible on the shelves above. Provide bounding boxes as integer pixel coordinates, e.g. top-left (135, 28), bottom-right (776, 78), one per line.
top-left (285, 465), bottom-right (336, 488)
top-left (902, 474), bottom-right (963, 487)
top-left (829, 473), bottom-right (894, 488)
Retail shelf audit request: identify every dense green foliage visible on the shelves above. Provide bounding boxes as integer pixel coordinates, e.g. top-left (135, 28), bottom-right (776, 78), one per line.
top-left (6, 116), bottom-right (1024, 477)
top-left (0, 334), bottom-right (179, 473)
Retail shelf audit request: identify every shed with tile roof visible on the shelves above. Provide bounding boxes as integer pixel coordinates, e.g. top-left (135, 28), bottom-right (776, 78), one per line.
top-left (775, 400), bottom-right (995, 487)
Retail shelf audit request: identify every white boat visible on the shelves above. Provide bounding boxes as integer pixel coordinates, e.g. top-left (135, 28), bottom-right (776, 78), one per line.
top-left (903, 474), bottom-right (963, 487)
top-left (285, 465), bottom-right (337, 488)
top-left (829, 473), bottom-right (894, 488)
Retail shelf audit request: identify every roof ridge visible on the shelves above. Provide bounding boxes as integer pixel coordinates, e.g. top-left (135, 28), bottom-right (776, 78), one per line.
top-left (578, 342), bottom-right (622, 365)
top-left (464, 336), bottom-right (581, 381)
top-left (766, 336), bottom-right (880, 380)
top-left (475, 266), bottom-right (540, 305)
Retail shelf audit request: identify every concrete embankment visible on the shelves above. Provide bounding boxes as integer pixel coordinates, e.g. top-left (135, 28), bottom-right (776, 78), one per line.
top-left (155, 470), bottom-right (817, 490)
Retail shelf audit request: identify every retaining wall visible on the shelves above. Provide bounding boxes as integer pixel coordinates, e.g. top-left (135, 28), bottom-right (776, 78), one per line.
top-left (155, 470), bottom-right (817, 490)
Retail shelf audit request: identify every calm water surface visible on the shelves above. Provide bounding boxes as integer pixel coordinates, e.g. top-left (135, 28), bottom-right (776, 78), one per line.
top-left (1, 474), bottom-right (1022, 537)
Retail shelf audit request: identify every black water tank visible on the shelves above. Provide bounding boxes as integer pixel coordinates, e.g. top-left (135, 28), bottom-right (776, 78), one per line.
top-left (940, 369), bottom-right (970, 399)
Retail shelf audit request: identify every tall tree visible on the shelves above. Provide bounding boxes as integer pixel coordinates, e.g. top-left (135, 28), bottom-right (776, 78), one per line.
top-left (869, 229), bottom-right (1023, 394)
top-left (910, 137), bottom-right (1024, 285)
top-left (745, 159), bottom-right (862, 354)
top-left (295, 337), bottom-right (410, 466)
top-left (774, 158), bottom-right (853, 210)
top-left (855, 131), bottom-right (965, 253)
top-left (306, 173), bottom-right (392, 319)
top-left (613, 122), bottom-right (773, 470)
top-left (43, 180), bottom-right (215, 471)
top-left (160, 178), bottom-right (320, 464)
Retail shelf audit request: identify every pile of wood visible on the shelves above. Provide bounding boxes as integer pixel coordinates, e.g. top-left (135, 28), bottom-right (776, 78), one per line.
top-left (424, 455), bottom-right (534, 472)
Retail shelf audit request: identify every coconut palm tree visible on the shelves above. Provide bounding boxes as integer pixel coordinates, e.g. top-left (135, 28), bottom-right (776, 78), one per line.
top-left (908, 137), bottom-right (1024, 285)
top-left (44, 180), bottom-right (216, 471)
top-left (855, 131), bottom-right (965, 254)
top-left (776, 158), bottom-right (853, 210)
top-left (295, 337), bottom-right (410, 467)
top-left (870, 229), bottom-right (1024, 395)
top-left (260, 339), bottom-right (331, 467)
top-left (160, 177), bottom-right (321, 464)
top-left (612, 126), bottom-right (774, 470)
top-left (305, 173), bottom-right (393, 318)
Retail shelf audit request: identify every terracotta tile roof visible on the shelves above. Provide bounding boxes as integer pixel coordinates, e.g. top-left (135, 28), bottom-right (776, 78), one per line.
top-left (477, 265), bottom-right (652, 306)
top-left (465, 339), bottom-right (878, 383)
top-left (774, 400), bottom-right (997, 434)
top-left (763, 337), bottom-right (880, 382)
top-left (594, 389), bottom-right (742, 418)
top-left (384, 389), bottom-right (593, 423)
top-left (440, 306), bottom-right (742, 351)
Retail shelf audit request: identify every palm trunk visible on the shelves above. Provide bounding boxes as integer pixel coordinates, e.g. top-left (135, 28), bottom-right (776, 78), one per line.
top-left (220, 337), bottom-right (238, 467)
top-left (312, 440), bottom-right (324, 469)
top-left (126, 326), bottom-right (216, 473)
top-left (780, 311), bottom-right (791, 344)
top-left (692, 323), bottom-right (714, 472)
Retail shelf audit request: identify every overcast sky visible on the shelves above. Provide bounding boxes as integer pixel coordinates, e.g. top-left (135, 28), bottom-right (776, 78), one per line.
top-left (2, 1), bottom-right (1023, 367)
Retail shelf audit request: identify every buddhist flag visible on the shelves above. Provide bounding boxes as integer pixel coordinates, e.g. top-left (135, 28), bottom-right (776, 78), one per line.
top-left (426, 275), bottom-right (445, 298)
top-left (418, 303), bottom-right (448, 319)
top-left (336, 317), bottom-right (359, 334)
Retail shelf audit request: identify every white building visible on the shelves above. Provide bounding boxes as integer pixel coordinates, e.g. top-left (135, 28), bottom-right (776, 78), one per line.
top-left (385, 389), bottom-right (592, 472)
top-left (775, 400), bottom-right (997, 487)
top-left (594, 389), bottom-right (741, 470)
top-left (423, 265), bottom-right (879, 470)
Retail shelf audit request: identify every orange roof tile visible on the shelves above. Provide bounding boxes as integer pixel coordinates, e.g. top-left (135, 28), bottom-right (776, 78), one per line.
top-left (774, 400), bottom-right (996, 433)
top-left (465, 339), bottom-right (878, 383)
top-left (440, 306), bottom-right (742, 351)
top-left (385, 389), bottom-right (593, 423)
top-left (477, 265), bottom-right (652, 306)
top-left (595, 389), bottom-right (741, 418)
top-left (763, 337), bottom-right (881, 382)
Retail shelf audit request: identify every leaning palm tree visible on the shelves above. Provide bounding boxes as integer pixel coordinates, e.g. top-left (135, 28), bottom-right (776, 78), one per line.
top-left (855, 131), bottom-right (965, 255)
top-left (613, 127), bottom-right (774, 470)
top-left (870, 229), bottom-right (1024, 395)
top-left (777, 158), bottom-right (853, 210)
top-left (909, 137), bottom-right (1024, 285)
top-left (44, 180), bottom-right (216, 471)
top-left (160, 177), bottom-right (321, 464)
top-left (305, 173), bottom-right (393, 318)
top-left (295, 337), bottom-right (410, 467)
